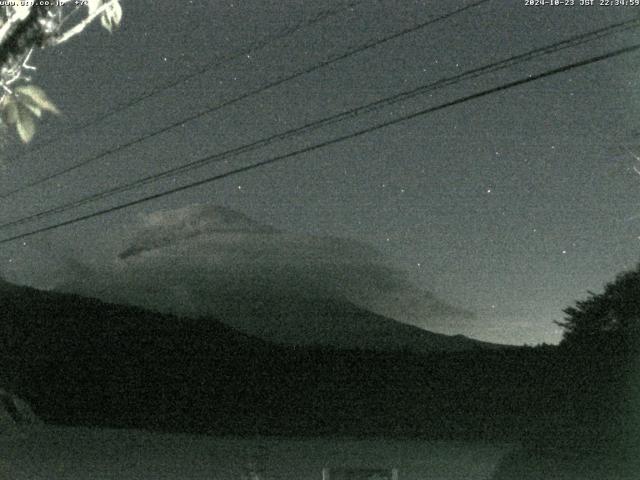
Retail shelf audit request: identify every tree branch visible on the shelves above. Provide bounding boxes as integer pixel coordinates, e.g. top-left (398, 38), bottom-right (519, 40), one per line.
top-left (52, 1), bottom-right (118, 46)
top-left (0, 6), bottom-right (54, 68)
top-left (0, 7), bottom-right (30, 47)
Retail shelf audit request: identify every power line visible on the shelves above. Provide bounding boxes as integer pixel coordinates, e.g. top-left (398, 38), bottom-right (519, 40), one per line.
top-left (8, 0), bottom-right (367, 160)
top-left (0, 43), bottom-right (637, 245)
top-left (1, 18), bottom-right (638, 232)
top-left (0, 0), bottom-right (492, 200)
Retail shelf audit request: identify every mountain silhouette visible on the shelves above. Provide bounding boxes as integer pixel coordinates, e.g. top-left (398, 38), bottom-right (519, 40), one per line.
top-left (200, 293), bottom-right (499, 352)
top-left (1, 279), bottom-right (524, 437)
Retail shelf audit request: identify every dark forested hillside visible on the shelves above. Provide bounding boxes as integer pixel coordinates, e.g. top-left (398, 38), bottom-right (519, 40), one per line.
top-left (1, 280), bottom-right (558, 439)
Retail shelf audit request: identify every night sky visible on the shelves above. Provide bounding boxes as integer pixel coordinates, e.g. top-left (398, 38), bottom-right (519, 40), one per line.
top-left (0, 0), bottom-right (639, 345)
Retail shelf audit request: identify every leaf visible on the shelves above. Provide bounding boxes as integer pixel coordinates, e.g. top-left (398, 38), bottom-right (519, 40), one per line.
top-left (1, 85), bottom-right (61, 143)
top-left (1, 97), bottom-right (19, 126)
top-left (22, 102), bottom-right (42, 118)
top-left (15, 85), bottom-right (60, 115)
top-left (100, 1), bottom-right (123, 33)
top-left (15, 104), bottom-right (35, 143)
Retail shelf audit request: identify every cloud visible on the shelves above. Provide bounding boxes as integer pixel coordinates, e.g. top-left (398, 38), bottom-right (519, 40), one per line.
top-left (117, 205), bottom-right (277, 259)
top-left (54, 204), bottom-right (474, 335)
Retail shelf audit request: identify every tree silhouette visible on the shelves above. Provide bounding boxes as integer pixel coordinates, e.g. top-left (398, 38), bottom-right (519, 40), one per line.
top-left (558, 263), bottom-right (640, 355)
top-left (554, 263), bottom-right (640, 456)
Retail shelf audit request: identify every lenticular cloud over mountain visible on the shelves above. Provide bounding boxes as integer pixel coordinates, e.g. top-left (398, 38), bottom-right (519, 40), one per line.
top-left (117, 205), bottom-right (277, 259)
top-left (56, 204), bottom-right (474, 335)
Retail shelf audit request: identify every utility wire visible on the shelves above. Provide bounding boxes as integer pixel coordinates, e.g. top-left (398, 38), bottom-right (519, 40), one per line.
top-left (1, 18), bottom-right (638, 232)
top-left (0, 43), bottom-right (637, 245)
top-left (0, 0), bottom-right (492, 200)
top-left (8, 0), bottom-right (367, 159)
